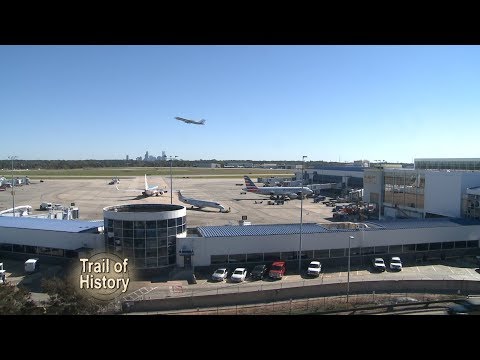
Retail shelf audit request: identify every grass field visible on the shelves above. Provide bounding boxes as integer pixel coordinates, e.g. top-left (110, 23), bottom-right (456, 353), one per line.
top-left (3, 167), bottom-right (295, 179)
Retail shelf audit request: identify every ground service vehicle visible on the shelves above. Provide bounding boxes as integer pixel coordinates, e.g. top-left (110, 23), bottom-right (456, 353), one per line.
top-left (40, 202), bottom-right (52, 210)
top-left (25, 259), bottom-right (39, 273)
top-left (269, 261), bottom-right (286, 279)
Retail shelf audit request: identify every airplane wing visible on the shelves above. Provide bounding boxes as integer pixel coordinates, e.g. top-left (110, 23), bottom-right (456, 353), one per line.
top-left (175, 117), bottom-right (191, 123)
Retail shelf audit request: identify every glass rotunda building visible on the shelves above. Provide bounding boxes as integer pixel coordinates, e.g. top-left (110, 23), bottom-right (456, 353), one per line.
top-left (103, 204), bottom-right (186, 269)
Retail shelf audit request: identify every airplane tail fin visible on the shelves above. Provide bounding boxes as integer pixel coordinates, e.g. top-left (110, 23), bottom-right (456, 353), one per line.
top-left (177, 190), bottom-right (184, 200)
top-left (243, 176), bottom-right (258, 191)
top-left (144, 174), bottom-right (148, 190)
top-left (200, 119), bottom-right (206, 124)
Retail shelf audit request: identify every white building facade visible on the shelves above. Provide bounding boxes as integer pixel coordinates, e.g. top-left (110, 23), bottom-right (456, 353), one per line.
top-left (177, 220), bottom-right (480, 268)
top-left (363, 167), bottom-right (480, 220)
top-left (0, 217), bottom-right (104, 259)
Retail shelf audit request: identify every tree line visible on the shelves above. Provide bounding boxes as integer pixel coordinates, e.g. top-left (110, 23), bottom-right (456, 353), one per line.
top-left (0, 278), bottom-right (104, 315)
top-left (0, 159), bottom-right (367, 170)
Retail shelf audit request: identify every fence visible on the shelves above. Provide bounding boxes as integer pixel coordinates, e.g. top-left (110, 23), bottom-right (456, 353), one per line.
top-left (123, 292), bottom-right (463, 315)
top-left (119, 277), bottom-right (480, 314)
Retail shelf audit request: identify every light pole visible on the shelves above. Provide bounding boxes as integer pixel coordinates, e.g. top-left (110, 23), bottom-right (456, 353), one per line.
top-left (347, 235), bottom-right (354, 303)
top-left (298, 155), bottom-right (307, 275)
top-left (169, 155), bottom-right (178, 204)
top-left (8, 156), bottom-right (17, 217)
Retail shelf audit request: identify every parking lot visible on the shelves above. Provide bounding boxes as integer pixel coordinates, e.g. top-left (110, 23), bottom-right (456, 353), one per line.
top-left (122, 257), bottom-right (480, 301)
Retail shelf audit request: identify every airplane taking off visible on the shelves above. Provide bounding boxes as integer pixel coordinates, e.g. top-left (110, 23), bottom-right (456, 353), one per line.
top-left (177, 190), bottom-right (228, 212)
top-left (175, 116), bottom-right (206, 125)
top-left (243, 176), bottom-right (313, 199)
top-left (116, 174), bottom-right (168, 197)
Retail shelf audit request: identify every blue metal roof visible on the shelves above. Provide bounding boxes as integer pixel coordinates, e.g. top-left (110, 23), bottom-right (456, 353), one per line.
top-left (0, 217), bottom-right (104, 233)
top-left (197, 223), bottom-right (329, 238)
top-left (365, 218), bottom-right (479, 230)
top-left (197, 218), bottom-right (480, 238)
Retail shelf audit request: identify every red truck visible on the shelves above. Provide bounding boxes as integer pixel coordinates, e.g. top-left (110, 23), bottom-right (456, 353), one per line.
top-left (268, 261), bottom-right (286, 279)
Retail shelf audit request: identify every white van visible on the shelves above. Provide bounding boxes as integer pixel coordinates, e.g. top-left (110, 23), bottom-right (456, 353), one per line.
top-left (25, 259), bottom-right (39, 273)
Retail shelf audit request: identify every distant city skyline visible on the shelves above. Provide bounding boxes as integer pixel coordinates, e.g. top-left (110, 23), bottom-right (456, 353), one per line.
top-left (1, 45), bottom-right (479, 162)
top-left (0, 157), bottom-right (412, 166)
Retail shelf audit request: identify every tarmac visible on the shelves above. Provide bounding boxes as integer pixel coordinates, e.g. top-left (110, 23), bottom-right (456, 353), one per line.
top-left (0, 176), bottom-right (341, 226)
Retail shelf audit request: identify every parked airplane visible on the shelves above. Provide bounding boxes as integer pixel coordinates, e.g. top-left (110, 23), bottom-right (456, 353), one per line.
top-left (116, 174), bottom-right (168, 197)
top-left (243, 176), bottom-right (313, 199)
top-left (175, 116), bottom-right (206, 125)
top-left (177, 190), bottom-right (228, 212)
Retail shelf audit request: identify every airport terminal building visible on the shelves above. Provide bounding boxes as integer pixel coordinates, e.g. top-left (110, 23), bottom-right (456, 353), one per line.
top-left (1, 158), bottom-right (480, 272)
top-left (0, 204), bottom-right (187, 270)
top-left (0, 217), bottom-right (104, 260)
top-left (363, 167), bottom-right (480, 220)
top-left (177, 219), bottom-right (480, 268)
top-left (1, 214), bottom-right (478, 271)
top-left (103, 204), bottom-right (187, 269)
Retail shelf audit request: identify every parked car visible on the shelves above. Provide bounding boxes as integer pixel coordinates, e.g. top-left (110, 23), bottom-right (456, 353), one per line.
top-left (389, 257), bottom-right (403, 271)
top-left (211, 268), bottom-right (229, 281)
top-left (307, 261), bottom-right (322, 276)
top-left (372, 258), bottom-right (386, 272)
top-left (268, 261), bottom-right (286, 279)
top-left (230, 268), bottom-right (248, 282)
top-left (250, 264), bottom-right (268, 280)
top-left (447, 297), bottom-right (480, 315)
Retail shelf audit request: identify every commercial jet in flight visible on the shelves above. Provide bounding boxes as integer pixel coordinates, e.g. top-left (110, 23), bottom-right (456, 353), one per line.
top-left (177, 190), bottom-right (228, 212)
top-left (243, 176), bottom-right (313, 199)
top-left (175, 117), bottom-right (206, 125)
top-left (116, 174), bottom-right (168, 197)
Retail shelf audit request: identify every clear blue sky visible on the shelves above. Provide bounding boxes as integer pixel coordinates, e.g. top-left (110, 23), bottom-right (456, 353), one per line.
top-left (1, 45), bottom-right (479, 163)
